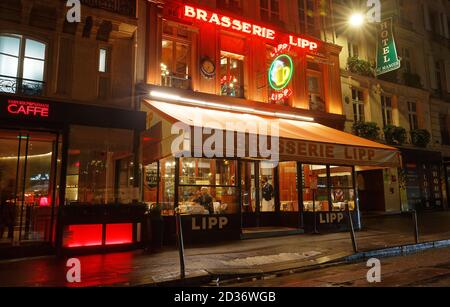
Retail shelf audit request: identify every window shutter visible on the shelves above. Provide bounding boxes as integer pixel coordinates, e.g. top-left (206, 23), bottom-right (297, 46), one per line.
top-left (423, 4), bottom-right (431, 31)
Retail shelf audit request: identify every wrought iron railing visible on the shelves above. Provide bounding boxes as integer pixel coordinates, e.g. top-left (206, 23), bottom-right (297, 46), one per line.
top-left (80, 0), bottom-right (136, 18)
top-left (0, 75), bottom-right (45, 97)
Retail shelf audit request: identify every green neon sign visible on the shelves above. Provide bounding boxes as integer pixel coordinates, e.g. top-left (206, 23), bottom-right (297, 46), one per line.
top-left (269, 54), bottom-right (294, 91)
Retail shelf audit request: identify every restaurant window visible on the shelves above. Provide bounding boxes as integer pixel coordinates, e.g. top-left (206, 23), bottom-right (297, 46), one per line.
top-left (260, 0), bottom-right (280, 23)
top-left (381, 95), bottom-right (393, 127)
top-left (408, 101), bottom-right (419, 130)
top-left (302, 165), bottom-right (328, 212)
top-left (279, 162), bottom-right (299, 212)
top-left (352, 88), bottom-right (365, 122)
top-left (298, 0), bottom-right (318, 37)
top-left (220, 51), bottom-right (244, 98)
top-left (260, 162), bottom-right (276, 212)
top-left (330, 166), bottom-right (355, 212)
top-left (161, 22), bottom-right (191, 90)
top-left (143, 162), bottom-right (159, 206)
top-left (178, 158), bottom-right (239, 215)
top-left (0, 34), bottom-right (46, 96)
top-left (158, 158), bottom-right (176, 216)
top-left (65, 126), bottom-right (135, 205)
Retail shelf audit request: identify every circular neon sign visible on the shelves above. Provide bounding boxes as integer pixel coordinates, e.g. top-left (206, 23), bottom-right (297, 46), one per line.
top-left (268, 54), bottom-right (294, 91)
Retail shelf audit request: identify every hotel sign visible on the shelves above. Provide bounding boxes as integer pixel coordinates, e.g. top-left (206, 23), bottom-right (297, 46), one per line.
top-left (376, 18), bottom-right (401, 76)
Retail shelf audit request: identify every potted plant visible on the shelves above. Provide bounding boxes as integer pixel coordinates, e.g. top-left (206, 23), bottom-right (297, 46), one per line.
top-left (410, 129), bottom-right (431, 148)
top-left (347, 57), bottom-right (374, 78)
top-left (352, 121), bottom-right (380, 141)
top-left (384, 125), bottom-right (407, 146)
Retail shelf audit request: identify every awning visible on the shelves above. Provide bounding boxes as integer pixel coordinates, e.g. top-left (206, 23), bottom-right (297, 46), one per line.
top-left (143, 100), bottom-right (401, 168)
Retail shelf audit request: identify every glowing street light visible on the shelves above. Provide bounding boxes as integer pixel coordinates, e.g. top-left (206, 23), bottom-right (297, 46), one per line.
top-left (349, 13), bottom-right (365, 28)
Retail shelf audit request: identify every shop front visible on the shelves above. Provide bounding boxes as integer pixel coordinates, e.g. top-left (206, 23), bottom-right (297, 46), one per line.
top-left (0, 94), bottom-right (146, 258)
top-left (141, 96), bottom-right (401, 244)
top-left (400, 147), bottom-right (445, 211)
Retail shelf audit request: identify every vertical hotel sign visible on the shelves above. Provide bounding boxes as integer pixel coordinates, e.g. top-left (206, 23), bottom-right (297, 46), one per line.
top-left (376, 18), bottom-right (401, 76)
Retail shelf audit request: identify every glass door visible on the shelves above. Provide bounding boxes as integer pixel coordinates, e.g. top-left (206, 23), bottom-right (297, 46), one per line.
top-left (0, 130), bottom-right (60, 246)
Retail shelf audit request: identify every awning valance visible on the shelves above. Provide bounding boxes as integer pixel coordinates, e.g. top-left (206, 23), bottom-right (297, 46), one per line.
top-left (143, 100), bottom-right (401, 168)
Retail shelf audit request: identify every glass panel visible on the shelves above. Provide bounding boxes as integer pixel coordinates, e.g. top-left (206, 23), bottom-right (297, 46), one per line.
top-left (0, 35), bottom-right (20, 56)
top-left (161, 39), bottom-right (173, 85)
top-left (180, 158), bottom-right (237, 186)
top-left (65, 126), bottom-right (134, 205)
top-left (0, 131), bottom-right (20, 244)
top-left (21, 132), bottom-right (55, 242)
top-left (23, 58), bottom-right (44, 81)
top-left (330, 166), bottom-right (353, 188)
top-left (143, 162), bottom-right (158, 206)
top-left (241, 162), bottom-right (256, 213)
top-left (99, 48), bottom-right (107, 73)
top-left (279, 162), bottom-right (298, 212)
top-left (0, 54), bottom-right (19, 77)
top-left (220, 52), bottom-right (244, 98)
top-left (260, 161), bottom-right (276, 212)
top-left (25, 39), bottom-right (46, 60)
top-left (175, 43), bottom-right (189, 76)
top-left (159, 157), bottom-right (175, 216)
top-left (302, 165), bottom-right (328, 212)
top-left (178, 186), bottom-right (239, 215)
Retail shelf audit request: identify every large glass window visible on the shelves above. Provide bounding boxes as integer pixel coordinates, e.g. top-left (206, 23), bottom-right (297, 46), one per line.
top-left (65, 126), bottom-right (135, 206)
top-left (178, 158), bottom-right (238, 215)
top-left (161, 22), bottom-right (191, 90)
top-left (279, 162), bottom-right (299, 212)
top-left (220, 51), bottom-right (245, 98)
top-left (0, 35), bottom-right (46, 95)
top-left (330, 166), bottom-right (355, 212)
top-left (260, 161), bottom-right (276, 212)
top-left (298, 0), bottom-right (318, 37)
top-left (302, 165), bottom-right (328, 212)
top-left (158, 158), bottom-right (176, 216)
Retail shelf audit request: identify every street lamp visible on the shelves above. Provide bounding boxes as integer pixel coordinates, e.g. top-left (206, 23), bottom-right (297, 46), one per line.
top-left (348, 13), bottom-right (365, 28)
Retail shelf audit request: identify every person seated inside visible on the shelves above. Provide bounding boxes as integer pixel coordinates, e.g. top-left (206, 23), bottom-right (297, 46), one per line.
top-left (194, 187), bottom-right (214, 214)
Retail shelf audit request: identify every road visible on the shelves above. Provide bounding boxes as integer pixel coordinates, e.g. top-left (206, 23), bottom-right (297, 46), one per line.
top-left (224, 247), bottom-right (450, 287)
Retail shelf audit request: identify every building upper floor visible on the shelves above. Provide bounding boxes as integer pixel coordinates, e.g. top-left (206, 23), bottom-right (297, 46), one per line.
top-left (331, 0), bottom-right (450, 102)
top-left (0, 0), bottom-right (139, 110)
top-left (138, 0), bottom-right (346, 126)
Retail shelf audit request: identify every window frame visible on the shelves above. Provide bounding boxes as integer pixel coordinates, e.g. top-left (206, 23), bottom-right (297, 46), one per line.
top-left (352, 88), bottom-right (365, 122)
top-left (0, 34), bottom-right (48, 94)
top-left (260, 0), bottom-right (281, 23)
top-left (381, 95), bottom-right (393, 127)
top-left (408, 101), bottom-right (419, 131)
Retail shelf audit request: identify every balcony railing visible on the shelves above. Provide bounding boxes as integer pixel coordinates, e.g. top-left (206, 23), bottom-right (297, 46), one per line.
top-left (0, 75), bottom-right (45, 97)
top-left (161, 74), bottom-right (192, 91)
top-left (80, 0), bottom-right (136, 18)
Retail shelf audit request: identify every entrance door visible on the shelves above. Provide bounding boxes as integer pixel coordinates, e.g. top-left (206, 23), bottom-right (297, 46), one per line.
top-left (0, 130), bottom-right (60, 246)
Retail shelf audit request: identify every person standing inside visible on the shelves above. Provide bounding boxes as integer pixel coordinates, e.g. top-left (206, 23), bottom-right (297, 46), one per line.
top-left (261, 176), bottom-right (275, 212)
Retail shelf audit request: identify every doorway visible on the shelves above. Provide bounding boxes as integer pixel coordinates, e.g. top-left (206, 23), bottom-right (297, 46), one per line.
top-left (0, 129), bottom-right (60, 247)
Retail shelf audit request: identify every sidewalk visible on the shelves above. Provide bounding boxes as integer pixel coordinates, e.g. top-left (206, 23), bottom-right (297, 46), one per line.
top-left (0, 211), bottom-right (449, 287)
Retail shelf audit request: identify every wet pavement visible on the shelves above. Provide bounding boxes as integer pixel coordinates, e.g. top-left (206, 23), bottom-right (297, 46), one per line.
top-left (0, 211), bottom-right (449, 287)
top-left (225, 246), bottom-right (450, 287)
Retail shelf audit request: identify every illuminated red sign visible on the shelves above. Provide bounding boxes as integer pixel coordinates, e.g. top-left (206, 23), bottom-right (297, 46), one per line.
top-left (7, 99), bottom-right (49, 118)
top-left (183, 5), bottom-right (276, 40)
top-left (289, 35), bottom-right (318, 51)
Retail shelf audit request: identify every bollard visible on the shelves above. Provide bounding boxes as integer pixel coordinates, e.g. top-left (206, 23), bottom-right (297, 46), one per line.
top-left (346, 203), bottom-right (358, 253)
top-left (412, 210), bottom-right (419, 244)
top-left (175, 209), bottom-right (186, 279)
